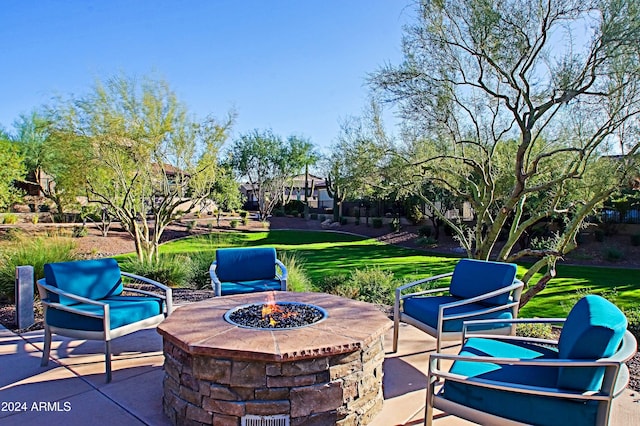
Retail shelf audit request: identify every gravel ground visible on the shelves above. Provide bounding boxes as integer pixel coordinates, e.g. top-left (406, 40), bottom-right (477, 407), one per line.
top-left (0, 217), bottom-right (638, 391)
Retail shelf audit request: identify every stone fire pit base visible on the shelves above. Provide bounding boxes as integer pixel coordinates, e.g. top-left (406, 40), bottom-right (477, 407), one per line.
top-left (158, 292), bottom-right (392, 426)
top-left (163, 335), bottom-right (384, 425)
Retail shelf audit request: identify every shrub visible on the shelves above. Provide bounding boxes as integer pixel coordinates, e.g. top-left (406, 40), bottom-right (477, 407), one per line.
top-left (72, 226), bottom-right (88, 238)
top-left (2, 214), bottom-right (18, 224)
top-left (516, 323), bottom-right (556, 340)
top-left (418, 225), bottom-right (432, 238)
top-left (340, 217), bottom-right (348, 225)
top-left (242, 217), bottom-right (250, 226)
top-left (318, 267), bottom-right (397, 306)
top-left (184, 251), bottom-right (216, 290)
top-left (372, 217), bottom-right (383, 228)
top-left (631, 233), bottom-right (640, 247)
top-left (119, 255), bottom-right (194, 288)
top-left (186, 220), bottom-right (197, 232)
top-left (273, 209), bottom-right (285, 217)
top-left (389, 217), bottom-right (401, 232)
top-left (278, 252), bottom-right (313, 292)
top-left (416, 236), bottom-right (438, 247)
top-left (229, 219), bottom-right (240, 228)
top-left (354, 218), bottom-right (360, 225)
top-left (603, 246), bottom-right (624, 262)
top-left (310, 213), bottom-right (318, 220)
top-left (594, 229), bottom-right (605, 242)
top-left (319, 215), bottom-right (326, 222)
top-left (239, 211), bottom-right (248, 219)
top-left (0, 236), bottom-right (78, 302)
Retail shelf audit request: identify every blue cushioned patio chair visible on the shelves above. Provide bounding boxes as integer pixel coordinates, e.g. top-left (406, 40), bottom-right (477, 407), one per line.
top-left (425, 295), bottom-right (637, 426)
top-left (393, 258), bottom-right (524, 354)
top-left (209, 247), bottom-right (287, 296)
top-left (37, 258), bottom-right (173, 382)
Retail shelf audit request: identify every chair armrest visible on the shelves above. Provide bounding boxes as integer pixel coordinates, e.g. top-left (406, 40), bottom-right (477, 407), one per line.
top-left (209, 261), bottom-right (222, 296)
top-left (428, 355), bottom-right (620, 402)
top-left (275, 259), bottom-right (288, 280)
top-left (37, 279), bottom-right (108, 320)
top-left (396, 272), bottom-right (454, 294)
top-left (121, 272), bottom-right (173, 314)
top-left (462, 317), bottom-right (566, 341)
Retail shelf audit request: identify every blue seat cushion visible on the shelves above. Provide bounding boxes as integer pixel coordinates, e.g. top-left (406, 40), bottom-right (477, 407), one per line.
top-left (557, 295), bottom-right (627, 391)
top-left (449, 259), bottom-right (517, 306)
top-left (44, 258), bottom-right (123, 306)
top-left (403, 295), bottom-right (513, 332)
top-left (443, 337), bottom-right (598, 426)
top-left (221, 279), bottom-right (282, 296)
top-left (46, 296), bottom-right (164, 332)
top-left (215, 248), bottom-right (277, 282)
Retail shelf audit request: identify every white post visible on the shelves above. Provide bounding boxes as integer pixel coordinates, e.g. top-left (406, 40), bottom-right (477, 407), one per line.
top-left (15, 266), bottom-right (35, 329)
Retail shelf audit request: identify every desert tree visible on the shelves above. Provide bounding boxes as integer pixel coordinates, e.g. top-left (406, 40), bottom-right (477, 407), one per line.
top-left (0, 131), bottom-right (25, 211)
top-left (51, 74), bottom-right (233, 262)
top-left (372, 0), bottom-right (640, 305)
top-left (228, 130), bottom-right (318, 219)
top-left (10, 112), bottom-right (88, 217)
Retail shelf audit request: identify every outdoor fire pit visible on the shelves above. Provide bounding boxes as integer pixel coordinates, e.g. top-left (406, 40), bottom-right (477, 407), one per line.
top-left (157, 291), bottom-right (392, 425)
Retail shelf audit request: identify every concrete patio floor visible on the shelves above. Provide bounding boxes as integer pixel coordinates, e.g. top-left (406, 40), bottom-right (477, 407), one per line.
top-left (1, 318), bottom-right (638, 425)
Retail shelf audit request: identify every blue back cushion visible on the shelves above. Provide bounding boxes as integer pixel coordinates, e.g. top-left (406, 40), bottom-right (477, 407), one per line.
top-left (215, 247), bottom-right (277, 282)
top-left (449, 259), bottom-right (517, 305)
top-left (44, 258), bottom-right (123, 305)
top-left (557, 295), bottom-right (627, 391)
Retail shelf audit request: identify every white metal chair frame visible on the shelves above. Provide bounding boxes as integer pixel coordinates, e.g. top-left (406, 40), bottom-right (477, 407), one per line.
top-left (425, 318), bottom-right (638, 426)
top-left (37, 272), bottom-right (173, 382)
top-left (393, 272), bottom-right (524, 353)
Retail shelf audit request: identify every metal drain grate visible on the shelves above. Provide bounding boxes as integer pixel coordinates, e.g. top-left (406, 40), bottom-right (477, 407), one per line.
top-left (241, 414), bottom-right (290, 426)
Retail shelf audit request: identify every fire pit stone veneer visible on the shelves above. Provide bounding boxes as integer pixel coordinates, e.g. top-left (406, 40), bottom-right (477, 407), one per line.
top-left (157, 292), bottom-right (392, 426)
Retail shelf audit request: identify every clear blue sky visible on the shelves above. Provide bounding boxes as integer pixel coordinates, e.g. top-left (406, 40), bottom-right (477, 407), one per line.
top-left (0, 0), bottom-right (413, 151)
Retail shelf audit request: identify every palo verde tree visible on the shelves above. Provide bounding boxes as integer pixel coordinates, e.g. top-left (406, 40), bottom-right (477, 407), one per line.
top-left (51, 75), bottom-right (233, 262)
top-left (373, 0), bottom-right (640, 305)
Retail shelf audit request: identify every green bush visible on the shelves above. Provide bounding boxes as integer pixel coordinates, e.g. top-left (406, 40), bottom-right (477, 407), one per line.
top-left (389, 218), bottom-right (401, 232)
top-left (2, 213), bottom-right (18, 224)
top-left (418, 225), bottom-right (432, 237)
top-left (372, 218), bottom-right (383, 228)
top-left (186, 220), bottom-right (197, 232)
top-left (594, 229), bottom-right (605, 242)
top-left (229, 219), bottom-right (240, 228)
top-left (184, 251), bottom-right (216, 290)
top-left (318, 267), bottom-right (397, 306)
top-left (631, 233), bottom-right (640, 247)
top-left (239, 211), bottom-right (248, 219)
top-left (310, 213), bottom-right (318, 220)
top-left (119, 255), bottom-right (194, 288)
top-left (72, 226), bottom-right (88, 238)
top-left (516, 322), bottom-right (556, 340)
top-left (0, 236), bottom-right (78, 302)
top-left (603, 247), bottom-right (624, 262)
top-left (273, 209), bottom-right (286, 217)
top-left (416, 236), bottom-right (438, 247)
top-left (242, 217), bottom-right (250, 226)
top-left (278, 252), bottom-right (313, 292)
top-left (340, 217), bottom-right (348, 225)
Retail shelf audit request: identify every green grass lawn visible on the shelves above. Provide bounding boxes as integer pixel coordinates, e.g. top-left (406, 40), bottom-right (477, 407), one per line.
top-left (156, 229), bottom-right (640, 318)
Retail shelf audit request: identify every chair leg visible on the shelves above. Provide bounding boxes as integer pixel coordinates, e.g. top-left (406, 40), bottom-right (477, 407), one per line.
top-left (105, 340), bottom-right (112, 383)
top-left (425, 367), bottom-right (436, 426)
top-left (40, 327), bottom-right (52, 367)
top-left (393, 317), bottom-right (400, 353)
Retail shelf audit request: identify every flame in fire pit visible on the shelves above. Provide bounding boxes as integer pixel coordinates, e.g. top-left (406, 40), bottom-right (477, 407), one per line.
top-left (224, 296), bottom-right (328, 330)
top-left (262, 292), bottom-right (282, 326)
